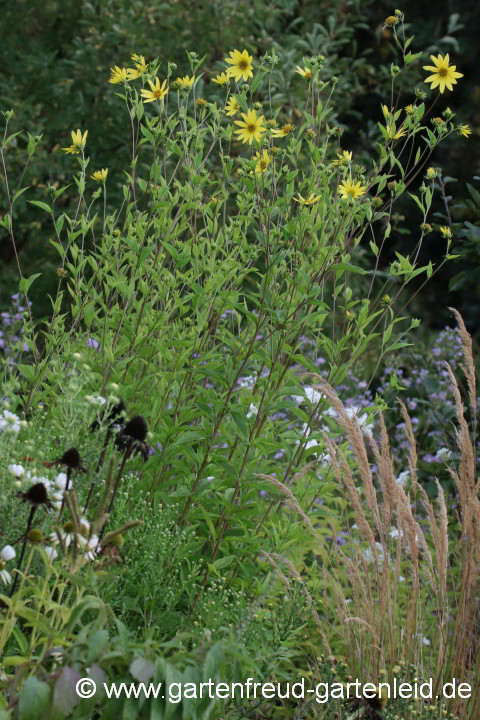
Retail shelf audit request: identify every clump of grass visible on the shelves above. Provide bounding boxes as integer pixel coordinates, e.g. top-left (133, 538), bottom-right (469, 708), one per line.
top-left (309, 310), bottom-right (479, 719)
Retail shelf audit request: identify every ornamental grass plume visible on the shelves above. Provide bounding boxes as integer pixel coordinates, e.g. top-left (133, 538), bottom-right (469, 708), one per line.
top-left (301, 315), bottom-right (479, 717)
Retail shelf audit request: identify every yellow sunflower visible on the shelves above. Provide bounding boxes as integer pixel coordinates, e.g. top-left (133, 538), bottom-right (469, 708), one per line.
top-left (293, 192), bottom-right (321, 205)
top-left (233, 109), bottom-right (266, 144)
top-left (126, 54), bottom-right (148, 80)
top-left (63, 128), bottom-right (88, 154)
top-left (212, 72), bottom-right (230, 85)
top-left (175, 75), bottom-right (195, 90)
top-left (91, 168), bottom-right (108, 182)
top-left (131, 53), bottom-right (147, 72)
top-left (225, 49), bottom-right (253, 83)
top-left (295, 66), bottom-right (313, 80)
top-left (458, 124), bottom-right (472, 138)
top-left (331, 150), bottom-right (352, 166)
top-left (271, 123), bottom-right (293, 138)
top-left (423, 54), bottom-right (463, 93)
top-left (386, 125), bottom-right (407, 140)
top-left (338, 179), bottom-right (366, 200)
top-left (141, 77), bottom-right (169, 103)
top-left (225, 97), bottom-right (240, 116)
top-left (254, 150), bottom-right (270, 174)
top-left (109, 66), bottom-right (129, 84)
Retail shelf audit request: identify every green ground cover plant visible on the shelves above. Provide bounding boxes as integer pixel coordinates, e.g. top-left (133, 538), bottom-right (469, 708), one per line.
top-left (0, 9), bottom-right (478, 720)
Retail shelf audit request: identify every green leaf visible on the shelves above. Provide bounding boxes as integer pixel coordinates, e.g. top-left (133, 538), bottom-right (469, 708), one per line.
top-left (55, 214), bottom-right (65, 235)
top-left (28, 200), bottom-right (52, 215)
top-left (18, 677), bottom-right (51, 720)
top-left (3, 130), bottom-right (22, 148)
top-left (19, 273), bottom-right (41, 294)
top-left (230, 407), bottom-right (249, 440)
top-left (408, 192), bottom-right (424, 214)
top-left (12, 186), bottom-right (30, 206)
top-left (331, 263), bottom-right (367, 275)
top-left (214, 555), bottom-right (234, 570)
top-left (404, 51), bottom-right (422, 64)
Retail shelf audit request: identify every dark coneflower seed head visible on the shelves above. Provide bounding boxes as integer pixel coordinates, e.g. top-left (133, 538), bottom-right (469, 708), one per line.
top-left (55, 448), bottom-right (87, 472)
top-left (122, 415), bottom-right (148, 441)
top-left (18, 482), bottom-right (53, 509)
top-left (90, 399), bottom-right (126, 433)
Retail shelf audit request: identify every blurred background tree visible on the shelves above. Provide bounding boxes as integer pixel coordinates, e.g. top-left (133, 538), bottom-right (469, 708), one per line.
top-left (1, 0), bottom-right (479, 334)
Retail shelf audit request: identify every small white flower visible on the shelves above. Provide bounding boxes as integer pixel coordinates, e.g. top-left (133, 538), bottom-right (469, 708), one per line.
top-left (0, 410), bottom-right (21, 433)
top-left (8, 464), bottom-right (25, 477)
top-left (237, 375), bottom-right (255, 389)
top-left (304, 386), bottom-right (324, 404)
top-left (437, 447), bottom-right (452, 461)
top-left (396, 470), bottom-right (410, 487)
top-left (1, 545), bottom-right (16, 562)
top-left (84, 534), bottom-right (100, 561)
top-left (86, 395), bottom-right (106, 406)
top-left (390, 526), bottom-right (404, 539)
top-left (246, 403), bottom-right (258, 418)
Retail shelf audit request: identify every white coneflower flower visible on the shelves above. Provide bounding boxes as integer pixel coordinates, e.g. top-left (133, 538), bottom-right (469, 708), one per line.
top-left (84, 535), bottom-right (100, 562)
top-left (1, 545), bottom-right (16, 562)
top-left (44, 546), bottom-right (58, 562)
top-left (55, 473), bottom-right (69, 491)
top-left (0, 545), bottom-right (16, 585)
